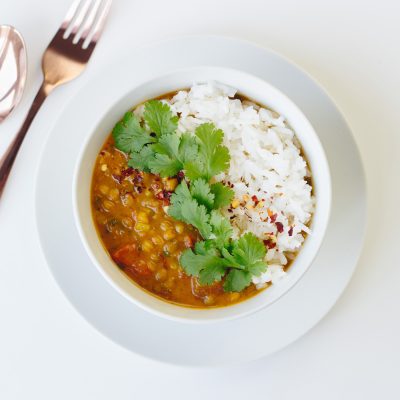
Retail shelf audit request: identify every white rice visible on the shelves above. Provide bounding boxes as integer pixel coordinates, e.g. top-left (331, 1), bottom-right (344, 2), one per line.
top-left (138, 82), bottom-right (315, 289)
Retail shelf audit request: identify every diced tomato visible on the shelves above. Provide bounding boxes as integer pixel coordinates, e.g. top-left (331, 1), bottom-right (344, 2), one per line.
top-left (112, 244), bottom-right (151, 276)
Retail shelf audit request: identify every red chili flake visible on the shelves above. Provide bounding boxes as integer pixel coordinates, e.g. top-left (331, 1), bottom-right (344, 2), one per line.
top-left (270, 213), bottom-right (278, 223)
top-left (100, 151), bottom-right (106, 156)
top-left (263, 239), bottom-right (276, 249)
top-left (112, 174), bottom-right (123, 184)
top-left (121, 167), bottom-right (134, 177)
top-left (177, 171), bottom-right (185, 183)
top-left (163, 190), bottom-right (172, 200)
top-left (251, 195), bottom-right (259, 205)
top-left (288, 226), bottom-right (294, 236)
top-left (275, 222), bottom-right (284, 233)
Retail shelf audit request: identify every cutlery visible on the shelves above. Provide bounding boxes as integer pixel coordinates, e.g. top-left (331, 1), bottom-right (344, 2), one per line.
top-left (0, 25), bottom-right (27, 123)
top-left (0, 0), bottom-right (112, 197)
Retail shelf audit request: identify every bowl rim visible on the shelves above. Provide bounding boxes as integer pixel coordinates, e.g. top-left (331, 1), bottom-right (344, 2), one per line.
top-left (72, 65), bottom-right (332, 324)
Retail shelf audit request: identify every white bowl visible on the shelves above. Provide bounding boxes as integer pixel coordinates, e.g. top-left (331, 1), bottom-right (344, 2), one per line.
top-left (73, 66), bottom-right (331, 323)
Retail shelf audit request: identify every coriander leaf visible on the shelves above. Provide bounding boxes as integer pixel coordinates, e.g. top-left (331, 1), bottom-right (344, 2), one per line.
top-left (199, 263), bottom-right (226, 285)
top-left (231, 232), bottom-right (266, 267)
top-left (128, 146), bottom-right (155, 172)
top-left (180, 248), bottom-right (223, 279)
top-left (148, 133), bottom-right (199, 178)
top-left (148, 133), bottom-right (183, 177)
top-left (247, 261), bottom-right (268, 277)
top-left (180, 248), bottom-right (207, 276)
top-left (180, 198), bottom-right (212, 239)
top-left (220, 234), bottom-right (267, 292)
top-left (178, 133), bottom-right (198, 164)
top-left (210, 182), bottom-right (234, 209)
top-left (223, 269), bottom-right (252, 292)
top-left (190, 179), bottom-right (215, 210)
top-left (195, 240), bottom-right (220, 255)
top-left (184, 161), bottom-right (204, 181)
top-left (148, 154), bottom-right (182, 177)
top-left (194, 241), bottom-right (207, 255)
top-left (221, 248), bottom-right (243, 269)
top-left (168, 181), bottom-right (192, 220)
top-left (143, 100), bottom-right (178, 137)
top-left (168, 182), bottom-right (212, 238)
top-left (210, 211), bottom-right (233, 249)
top-left (187, 123), bottom-right (231, 180)
top-left (195, 122), bottom-right (224, 153)
top-left (174, 180), bottom-right (192, 198)
top-left (210, 146), bottom-right (230, 176)
top-left (167, 205), bottom-right (183, 221)
top-left (153, 133), bottom-right (180, 158)
top-left (112, 112), bottom-right (154, 154)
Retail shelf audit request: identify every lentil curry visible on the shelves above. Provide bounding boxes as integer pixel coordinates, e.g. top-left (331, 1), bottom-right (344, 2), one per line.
top-left (91, 138), bottom-right (260, 307)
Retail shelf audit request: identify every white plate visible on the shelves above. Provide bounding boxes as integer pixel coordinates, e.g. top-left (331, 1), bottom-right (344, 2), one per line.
top-left (35, 36), bottom-right (366, 366)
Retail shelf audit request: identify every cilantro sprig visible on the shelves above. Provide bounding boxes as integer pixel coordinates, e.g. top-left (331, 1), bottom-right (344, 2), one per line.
top-left (143, 100), bottom-right (179, 137)
top-left (180, 233), bottom-right (267, 291)
top-left (112, 100), bottom-right (268, 292)
top-left (184, 123), bottom-right (231, 181)
top-left (112, 112), bottom-right (155, 154)
top-left (113, 102), bottom-right (231, 179)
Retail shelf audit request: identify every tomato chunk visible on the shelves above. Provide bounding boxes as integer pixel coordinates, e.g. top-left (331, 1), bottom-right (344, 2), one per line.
top-left (112, 244), bottom-right (151, 276)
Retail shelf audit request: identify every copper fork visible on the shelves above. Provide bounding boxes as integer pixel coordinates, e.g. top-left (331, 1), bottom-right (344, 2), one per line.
top-left (0, 0), bottom-right (112, 197)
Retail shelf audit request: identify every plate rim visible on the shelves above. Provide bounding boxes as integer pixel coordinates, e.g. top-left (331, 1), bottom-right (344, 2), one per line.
top-left (34, 35), bottom-right (367, 366)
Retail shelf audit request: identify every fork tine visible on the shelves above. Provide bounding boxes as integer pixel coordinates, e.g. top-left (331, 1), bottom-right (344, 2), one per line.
top-left (72, 0), bottom-right (101, 44)
top-left (82, 0), bottom-right (112, 48)
top-left (64, 0), bottom-right (91, 39)
top-left (60, 0), bottom-right (80, 32)
top-left (79, 0), bottom-right (102, 44)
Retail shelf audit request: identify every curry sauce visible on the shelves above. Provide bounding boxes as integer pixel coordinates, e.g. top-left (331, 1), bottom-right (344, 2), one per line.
top-left (91, 138), bottom-right (262, 307)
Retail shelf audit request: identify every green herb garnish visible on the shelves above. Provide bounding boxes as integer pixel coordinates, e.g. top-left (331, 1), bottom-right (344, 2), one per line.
top-left (112, 112), bottom-right (154, 154)
top-left (112, 100), bottom-right (268, 292)
top-left (143, 100), bottom-right (179, 137)
top-left (180, 232), bottom-right (266, 291)
top-left (184, 123), bottom-right (230, 181)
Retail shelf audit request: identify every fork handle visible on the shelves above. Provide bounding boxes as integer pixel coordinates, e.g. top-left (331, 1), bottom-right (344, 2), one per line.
top-left (0, 82), bottom-right (52, 198)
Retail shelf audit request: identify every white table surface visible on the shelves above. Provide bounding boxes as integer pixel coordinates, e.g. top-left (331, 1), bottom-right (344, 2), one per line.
top-left (1, 0), bottom-right (399, 398)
